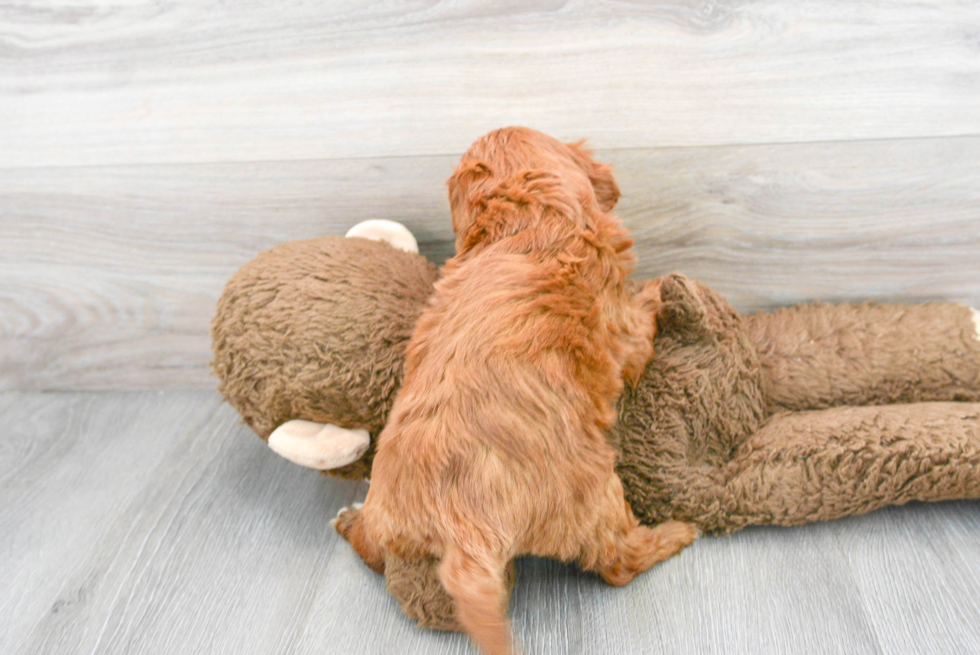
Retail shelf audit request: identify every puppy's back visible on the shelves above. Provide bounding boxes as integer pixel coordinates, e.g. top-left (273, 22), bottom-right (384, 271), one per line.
top-left (369, 247), bottom-right (622, 551)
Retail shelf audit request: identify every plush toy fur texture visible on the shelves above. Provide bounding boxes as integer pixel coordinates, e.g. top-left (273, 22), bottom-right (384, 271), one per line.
top-left (615, 275), bottom-right (980, 535)
top-left (748, 300), bottom-right (980, 412)
top-left (212, 235), bottom-right (980, 631)
top-left (211, 236), bottom-right (437, 479)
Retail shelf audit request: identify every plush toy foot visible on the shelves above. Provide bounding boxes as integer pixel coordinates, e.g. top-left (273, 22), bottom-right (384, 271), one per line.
top-left (268, 420), bottom-right (370, 470)
top-left (346, 219), bottom-right (419, 253)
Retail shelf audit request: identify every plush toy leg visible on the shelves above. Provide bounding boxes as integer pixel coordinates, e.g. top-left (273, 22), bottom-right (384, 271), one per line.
top-left (714, 402), bottom-right (980, 533)
top-left (745, 302), bottom-right (980, 412)
top-left (268, 420), bottom-right (370, 470)
top-left (345, 219), bottom-right (419, 253)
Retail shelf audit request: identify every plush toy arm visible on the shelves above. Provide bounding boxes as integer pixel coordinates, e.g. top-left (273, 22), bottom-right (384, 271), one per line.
top-left (706, 402), bottom-right (980, 534)
top-left (745, 301), bottom-right (980, 413)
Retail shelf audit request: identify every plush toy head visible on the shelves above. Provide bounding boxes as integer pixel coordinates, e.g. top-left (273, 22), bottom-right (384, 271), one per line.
top-left (211, 231), bottom-right (437, 479)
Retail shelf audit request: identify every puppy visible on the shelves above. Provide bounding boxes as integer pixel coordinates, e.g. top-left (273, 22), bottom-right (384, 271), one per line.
top-left (335, 127), bottom-right (697, 655)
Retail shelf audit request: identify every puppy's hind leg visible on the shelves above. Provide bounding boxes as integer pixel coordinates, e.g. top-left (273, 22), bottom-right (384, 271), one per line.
top-left (332, 505), bottom-right (385, 574)
top-left (438, 545), bottom-right (513, 655)
top-left (584, 476), bottom-right (698, 587)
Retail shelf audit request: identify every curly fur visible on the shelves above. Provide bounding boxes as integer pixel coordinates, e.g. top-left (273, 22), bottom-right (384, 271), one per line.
top-left (335, 128), bottom-right (696, 655)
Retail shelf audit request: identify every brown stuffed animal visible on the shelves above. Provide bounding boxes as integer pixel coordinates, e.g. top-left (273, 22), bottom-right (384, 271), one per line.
top-left (211, 222), bottom-right (980, 631)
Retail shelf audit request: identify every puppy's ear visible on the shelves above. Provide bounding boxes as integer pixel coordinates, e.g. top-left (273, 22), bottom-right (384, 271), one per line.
top-left (567, 140), bottom-right (621, 212)
top-left (446, 160), bottom-right (491, 214)
top-left (447, 159), bottom-right (493, 245)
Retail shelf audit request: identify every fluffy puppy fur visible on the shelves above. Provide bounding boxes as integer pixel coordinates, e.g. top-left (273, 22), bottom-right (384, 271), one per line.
top-left (335, 127), bottom-right (697, 655)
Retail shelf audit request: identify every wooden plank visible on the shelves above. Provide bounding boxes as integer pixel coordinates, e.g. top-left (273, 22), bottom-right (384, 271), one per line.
top-left (831, 502), bottom-right (980, 654)
top-left (619, 137), bottom-right (980, 310)
top-left (5, 391), bottom-right (368, 655)
top-left (0, 267), bottom-right (217, 391)
top-left (0, 391), bottom-right (223, 653)
top-left (576, 524), bottom-right (884, 655)
top-left (2, 0), bottom-right (979, 168)
top-left (3, 391), bottom-right (980, 654)
top-left (0, 155), bottom-right (458, 391)
top-left (2, 136), bottom-right (978, 390)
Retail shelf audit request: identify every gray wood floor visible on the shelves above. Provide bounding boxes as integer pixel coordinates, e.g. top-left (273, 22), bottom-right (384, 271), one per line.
top-left (3, 2), bottom-right (980, 654)
top-left (2, 390), bottom-right (978, 655)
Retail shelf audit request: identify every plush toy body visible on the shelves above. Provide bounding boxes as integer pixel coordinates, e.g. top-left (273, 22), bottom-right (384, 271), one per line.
top-left (212, 226), bottom-right (980, 631)
top-left (616, 275), bottom-right (980, 535)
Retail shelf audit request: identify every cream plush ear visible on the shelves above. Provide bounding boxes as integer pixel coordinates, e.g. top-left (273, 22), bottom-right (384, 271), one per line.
top-left (971, 308), bottom-right (980, 342)
top-left (345, 219), bottom-right (419, 253)
top-left (268, 420), bottom-right (371, 470)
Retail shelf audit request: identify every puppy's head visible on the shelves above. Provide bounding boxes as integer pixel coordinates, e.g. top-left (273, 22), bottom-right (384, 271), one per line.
top-left (447, 127), bottom-right (621, 254)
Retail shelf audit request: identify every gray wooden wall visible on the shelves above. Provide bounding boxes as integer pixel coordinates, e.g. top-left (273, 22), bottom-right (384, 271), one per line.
top-left (2, 1), bottom-right (979, 391)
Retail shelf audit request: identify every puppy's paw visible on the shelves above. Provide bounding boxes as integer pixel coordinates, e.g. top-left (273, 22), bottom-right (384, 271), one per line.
top-left (332, 503), bottom-right (385, 574)
top-left (658, 520), bottom-right (701, 547)
top-left (634, 278), bottom-right (663, 318)
top-left (331, 503), bottom-right (363, 540)
top-left (620, 359), bottom-right (647, 391)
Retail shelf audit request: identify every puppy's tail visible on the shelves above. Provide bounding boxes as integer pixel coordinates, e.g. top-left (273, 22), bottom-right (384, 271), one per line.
top-left (438, 545), bottom-right (513, 655)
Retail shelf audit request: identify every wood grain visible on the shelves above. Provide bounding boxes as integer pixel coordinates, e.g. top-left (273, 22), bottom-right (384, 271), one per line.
top-left (577, 526), bottom-right (887, 654)
top-left (2, 391), bottom-right (978, 654)
top-left (831, 502), bottom-right (980, 654)
top-left (1, 1), bottom-right (979, 168)
top-left (618, 137), bottom-right (980, 309)
top-left (0, 392), bottom-right (225, 654)
top-left (4, 3), bottom-right (979, 652)
top-left (2, 391), bottom-right (368, 655)
top-left (3, 136), bottom-right (978, 390)
top-left (0, 154), bottom-right (458, 390)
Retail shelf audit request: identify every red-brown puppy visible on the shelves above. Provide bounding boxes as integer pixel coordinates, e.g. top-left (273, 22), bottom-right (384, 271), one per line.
top-left (335, 127), bottom-right (697, 655)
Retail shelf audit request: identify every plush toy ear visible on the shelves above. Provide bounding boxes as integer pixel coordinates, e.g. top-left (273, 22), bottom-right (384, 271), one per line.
top-left (566, 140), bottom-right (621, 212)
top-left (345, 219), bottom-right (419, 253)
top-left (268, 420), bottom-right (371, 470)
top-left (656, 274), bottom-right (709, 335)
